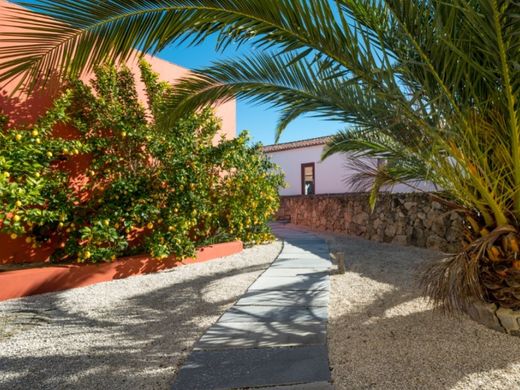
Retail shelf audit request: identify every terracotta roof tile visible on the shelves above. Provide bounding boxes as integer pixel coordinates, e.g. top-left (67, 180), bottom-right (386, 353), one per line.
top-left (262, 135), bottom-right (332, 153)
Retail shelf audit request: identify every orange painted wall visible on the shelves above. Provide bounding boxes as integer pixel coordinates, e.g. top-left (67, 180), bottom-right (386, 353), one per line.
top-left (0, 0), bottom-right (236, 264)
top-left (0, 240), bottom-right (243, 301)
top-left (0, 0), bottom-right (236, 136)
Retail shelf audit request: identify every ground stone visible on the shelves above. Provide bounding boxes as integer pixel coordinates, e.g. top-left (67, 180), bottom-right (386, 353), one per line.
top-left (466, 301), bottom-right (504, 332)
top-left (247, 275), bottom-right (329, 291)
top-left (171, 345), bottom-right (331, 390)
top-left (280, 250), bottom-right (331, 258)
top-left (235, 290), bottom-right (329, 307)
top-left (257, 381), bottom-right (334, 389)
top-left (276, 253), bottom-right (331, 260)
top-left (496, 307), bottom-right (520, 333)
top-left (384, 225), bottom-right (397, 237)
top-left (272, 258), bottom-right (332, 269)
top-left (218, 305), bottom-right (327, 323)
top-left (392, 234), bottom-right (408, 246)
top-left (260, 268), bottom-right (329, 278)
top-left (194, 321), bottom-right (326, 350)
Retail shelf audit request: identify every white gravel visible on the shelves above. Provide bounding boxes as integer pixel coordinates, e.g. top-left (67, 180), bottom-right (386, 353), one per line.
top-left (0, 241), bottom-right (282, 390)
top-left (316, 229), bottom-right (520, 390)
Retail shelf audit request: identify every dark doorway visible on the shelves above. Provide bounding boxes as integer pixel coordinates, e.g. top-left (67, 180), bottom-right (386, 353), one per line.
top-left (301, 163), bottom-right (315, 195)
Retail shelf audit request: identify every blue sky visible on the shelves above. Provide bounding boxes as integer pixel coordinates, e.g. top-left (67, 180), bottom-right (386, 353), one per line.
top-left (156, 38), bottom-right (344, 145)
top-left (18, 0), bottom-right (345, 145)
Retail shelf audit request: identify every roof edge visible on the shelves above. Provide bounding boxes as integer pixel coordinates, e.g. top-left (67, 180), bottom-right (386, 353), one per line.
top-left (262, 135), bottom-right (332, 153)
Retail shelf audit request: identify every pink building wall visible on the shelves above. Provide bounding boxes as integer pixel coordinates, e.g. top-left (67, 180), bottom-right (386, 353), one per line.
top-left (0, 0), bottom-right (236, 264)
top-left (0, 0), bottom-right (236, 137)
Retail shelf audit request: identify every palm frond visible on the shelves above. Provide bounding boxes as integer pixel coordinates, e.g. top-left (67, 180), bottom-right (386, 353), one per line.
top-left (422, 225), bottom-right (518, 313)
top-left (0, 0), bottom-right (357, 90)
top-left (323, 128), bottom-right (433, 208)
top-left (161, 52), bottom-right (383, 129)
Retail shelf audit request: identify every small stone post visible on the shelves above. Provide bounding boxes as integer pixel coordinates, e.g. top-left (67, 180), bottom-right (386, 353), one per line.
top-left (334, 251), bottom-right (346, 274)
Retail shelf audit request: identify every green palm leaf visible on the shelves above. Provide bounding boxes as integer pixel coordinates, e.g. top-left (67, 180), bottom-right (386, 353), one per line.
top-left (0, 0), bottom-right (355, 89)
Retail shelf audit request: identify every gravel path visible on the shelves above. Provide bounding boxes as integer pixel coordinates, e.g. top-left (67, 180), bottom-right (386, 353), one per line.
top-left (0, 241), bottom-right (282, 390)
top-left (303, 226), bottom-right (520, 390)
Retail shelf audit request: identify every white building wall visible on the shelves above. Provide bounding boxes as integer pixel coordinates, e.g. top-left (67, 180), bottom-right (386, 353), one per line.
top-left (267, 144), bottom-right (354, 196)
top-left (266, 144), bottom-right (436, 195)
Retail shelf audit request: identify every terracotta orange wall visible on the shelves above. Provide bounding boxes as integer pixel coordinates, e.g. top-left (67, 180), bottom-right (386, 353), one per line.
top-left (0, 0), bottom-right (236, 137)
top-left (0, 0), bottom-right (236, 264)
top-left (0, 240), bottom-right (243, 301)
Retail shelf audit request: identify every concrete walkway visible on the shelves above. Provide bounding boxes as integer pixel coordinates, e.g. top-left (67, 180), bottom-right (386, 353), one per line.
top-left (171, 224), bottom-right (333, 389)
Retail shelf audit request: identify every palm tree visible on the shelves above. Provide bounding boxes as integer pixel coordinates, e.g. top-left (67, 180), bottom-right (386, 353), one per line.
top-left (1, 0), bottom-right (520, 313)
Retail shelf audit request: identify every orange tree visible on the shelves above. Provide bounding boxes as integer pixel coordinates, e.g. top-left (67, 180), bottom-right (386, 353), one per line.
top-left (0, 62), bottom-right (283, 263)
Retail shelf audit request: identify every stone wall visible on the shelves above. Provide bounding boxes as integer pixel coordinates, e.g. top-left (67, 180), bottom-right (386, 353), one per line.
top-left (277, 193), bottom-right (464, 252)
top-left (466, 300), bottom-right (520, 336)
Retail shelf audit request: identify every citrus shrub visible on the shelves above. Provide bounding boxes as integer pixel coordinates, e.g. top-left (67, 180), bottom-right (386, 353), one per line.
top-left (0, 91), bottom-right (85, 245)
top-left (0, 61), bottom-right (284, 263)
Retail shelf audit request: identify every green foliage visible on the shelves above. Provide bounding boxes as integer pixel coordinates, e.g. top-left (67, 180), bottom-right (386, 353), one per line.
top-left (0, 62), bottom-right (283, 263)
top-left (0, 91), bottom-right (84, 242)
top-left (3, 0), bottom-right (520, 310)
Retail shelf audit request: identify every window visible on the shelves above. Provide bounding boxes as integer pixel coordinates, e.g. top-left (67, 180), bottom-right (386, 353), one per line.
top-left (301, 163), bottom-right (315, 195)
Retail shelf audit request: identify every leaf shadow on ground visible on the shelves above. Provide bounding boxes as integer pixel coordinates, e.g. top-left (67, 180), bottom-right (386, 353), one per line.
top-left (0, 253), bottom-right (278, 390)
top-left (316, 229), bottom-right (520, 390)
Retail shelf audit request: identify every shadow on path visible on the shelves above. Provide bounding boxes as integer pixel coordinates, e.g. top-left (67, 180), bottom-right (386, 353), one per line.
top-left (292, 224), bottom-right (520, 390)
top-left (0, 253), bottom-right (275, 390)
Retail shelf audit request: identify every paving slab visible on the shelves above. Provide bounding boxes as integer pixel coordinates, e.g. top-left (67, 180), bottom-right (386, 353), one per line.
top-left (281, 245), bottom-right (326, 250)
top-left (283, 240), bottom-right (329, 246)
top-left (248, 275), bottom-right (329, 291)
top-left (256, 381), bottom-right (334, 390)
top-left (284, 242), bottom-right (329, 249)
top-left (272, 232), bottom-right (310, 237)
top-left (281, 251), bottom-right (330, 258)
top-left (272, 231), bottom-right (312, 237)
top-left (260, 268), bottom-right (330, 278)
top-left (194, 321), bottom-right (326, 350)
top-left (218, 305), bottom-right (328, 323)
top-left (282, 248), bottom-right (330, 256)
top-left (283, 241), bottom-right (326, 245)
top-left (172, 225), bottom-right (333, 389)
top-left (283, 237), bottom-right (326, 241)
top-left (271, 258), bottom-right (332, 269)
top-left (276, 252), bottom-right (330, 260)
top-left (284, 239), bottom-right (327, 245)
top-left (235, 290), bottom-right (329, 307)
top-left (283, 244), bottom-right (329, 253)
top-left (277, 252), bottom-right (331, 260)
top-left (171, 345), bottom-right (331, 390)
top-left (282, 251), bottom-right (330, 258)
